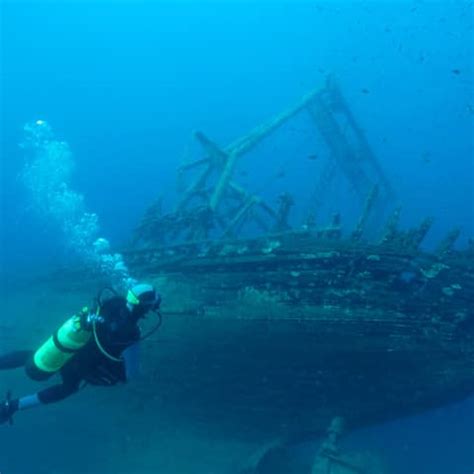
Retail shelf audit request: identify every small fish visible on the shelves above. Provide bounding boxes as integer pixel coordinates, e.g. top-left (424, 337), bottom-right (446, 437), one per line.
top-left (467, 104), bottom-right (474, 114)
top-left (452, 69), bottom-right (461, 75)
top-left (275, 170), bottom-right (286, 179)
top-left (307, 154), bottom-right (319, 161)
top-left (421, 151), bottom-right (432, 163)
top-left (361, 88), bottom-right (370, 94)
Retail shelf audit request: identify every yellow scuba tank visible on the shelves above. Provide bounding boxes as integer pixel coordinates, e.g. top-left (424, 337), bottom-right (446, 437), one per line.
top-left (33, 307), bottom-right (92, 374)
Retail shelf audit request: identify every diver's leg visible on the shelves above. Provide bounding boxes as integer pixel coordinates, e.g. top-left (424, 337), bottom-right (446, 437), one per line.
top-left (0, 350), bottom-right (33, 370)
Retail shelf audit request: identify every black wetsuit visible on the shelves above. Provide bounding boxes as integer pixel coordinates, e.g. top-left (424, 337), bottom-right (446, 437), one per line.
top-left (0, 296), bottom-right (140, 405)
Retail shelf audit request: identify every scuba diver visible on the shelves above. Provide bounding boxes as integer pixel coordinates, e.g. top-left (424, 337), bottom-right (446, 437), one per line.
top-left (0, 282), bottom-right (161, 425)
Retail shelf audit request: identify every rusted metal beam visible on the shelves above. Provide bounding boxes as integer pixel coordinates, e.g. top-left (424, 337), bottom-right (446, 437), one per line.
top-left (380, 207), bottom-right (401, 244)
top-left (307, 98), bottom-right (371, 199)
top-left (436, 228), bottom-right (461, 256)
top-left (352, 185), bottom-right (379, 241)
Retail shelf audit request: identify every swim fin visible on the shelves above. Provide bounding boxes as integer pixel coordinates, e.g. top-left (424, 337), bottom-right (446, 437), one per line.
top-left (0, 391), bottom-right (15, 425)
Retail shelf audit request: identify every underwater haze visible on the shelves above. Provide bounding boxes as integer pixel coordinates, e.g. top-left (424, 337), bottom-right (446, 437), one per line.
top-left (1, 0), bottom-right (473, 473)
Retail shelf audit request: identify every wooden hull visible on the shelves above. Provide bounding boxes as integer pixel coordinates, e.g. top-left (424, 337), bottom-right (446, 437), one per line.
top-left (120, 232), bottom-right (474, 439)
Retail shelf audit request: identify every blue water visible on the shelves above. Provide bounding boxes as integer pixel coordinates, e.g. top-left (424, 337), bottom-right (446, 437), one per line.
top-left (1, 1), bottom-right (473, 473)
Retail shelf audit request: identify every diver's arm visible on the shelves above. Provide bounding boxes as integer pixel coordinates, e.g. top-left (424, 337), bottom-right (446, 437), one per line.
top-left (1, 380), bottom-right (81, 424)
top-left (123, 342), bottom-right (140, 381)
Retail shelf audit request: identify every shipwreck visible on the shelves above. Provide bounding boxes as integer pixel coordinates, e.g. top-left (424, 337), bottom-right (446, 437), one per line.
top-left (56, 77), bottom-right (474, 441)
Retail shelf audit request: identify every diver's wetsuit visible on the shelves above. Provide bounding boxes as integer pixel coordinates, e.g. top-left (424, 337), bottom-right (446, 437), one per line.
top-left (0, 296), bottom-right (140, 407)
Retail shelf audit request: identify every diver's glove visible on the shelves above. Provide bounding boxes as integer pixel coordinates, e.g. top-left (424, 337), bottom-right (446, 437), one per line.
top-left (0, 392), bottom-right (17, 425)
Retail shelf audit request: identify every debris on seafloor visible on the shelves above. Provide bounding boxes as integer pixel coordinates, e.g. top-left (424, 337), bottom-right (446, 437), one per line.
top-left (311, 418), bottom-right (388, 474)
top-left (237, 417), bottom-right (389, 474)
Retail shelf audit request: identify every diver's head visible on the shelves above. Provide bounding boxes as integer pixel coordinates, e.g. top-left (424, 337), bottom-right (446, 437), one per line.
top-left (126, 283), bottom-right (161, 319)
